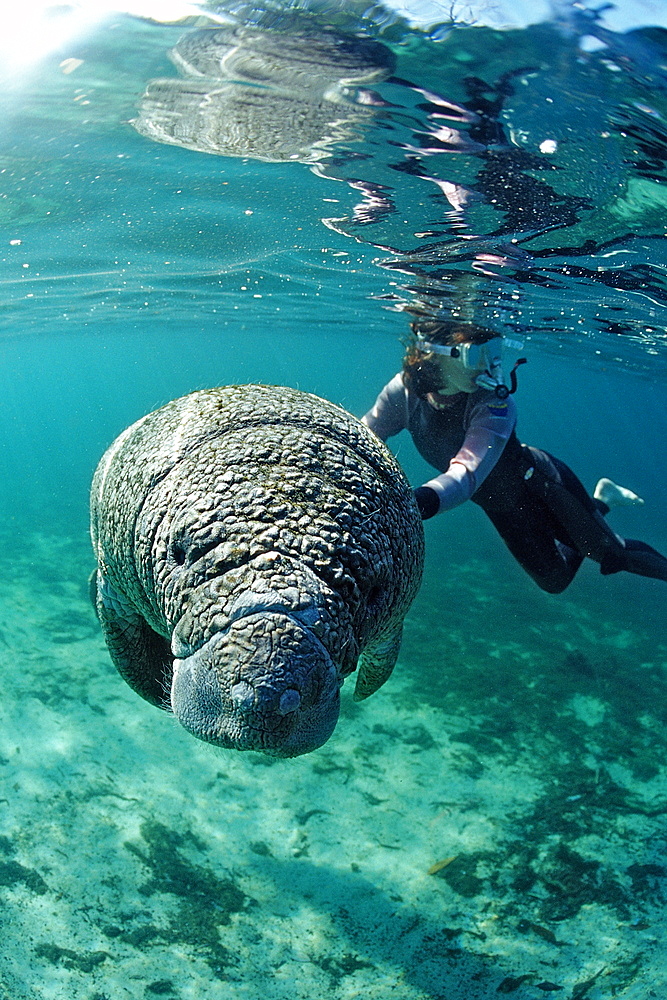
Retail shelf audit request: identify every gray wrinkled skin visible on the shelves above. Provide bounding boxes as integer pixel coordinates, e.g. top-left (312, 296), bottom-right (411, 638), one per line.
top-left (91, 385), bottom-right (424, 758)
top-left (134, 80), bottom-right (374, 163)
top-left (170, 25), bottom-right (395, 92)
top-left (132, 24), bottom-right (394, 164)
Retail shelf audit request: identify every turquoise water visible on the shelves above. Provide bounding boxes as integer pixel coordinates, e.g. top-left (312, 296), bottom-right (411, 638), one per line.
top-left (0, 3), bottom-right (666, 997)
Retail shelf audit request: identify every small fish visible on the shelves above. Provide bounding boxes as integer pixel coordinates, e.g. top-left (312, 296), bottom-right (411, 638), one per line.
top-left (427, 855), bottom-right (458, 875)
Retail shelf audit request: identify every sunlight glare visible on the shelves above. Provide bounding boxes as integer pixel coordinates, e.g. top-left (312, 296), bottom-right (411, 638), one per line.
top-left (0, 1), bottom-right (209, 78)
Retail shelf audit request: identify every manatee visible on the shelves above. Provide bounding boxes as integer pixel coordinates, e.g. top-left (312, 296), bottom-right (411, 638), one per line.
top-left (133, 79), bottom-right (375, 164)
top-left (90, 385), bottom-right (424, 757)
top-left (169, 25), bottom-right (396, 94)
top-left (132, 23), bottom-right (394, 164)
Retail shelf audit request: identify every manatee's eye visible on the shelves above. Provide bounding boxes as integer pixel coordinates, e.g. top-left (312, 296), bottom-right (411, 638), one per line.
top-left (171, 543), bottom-right (187, 566)
top-left (365, 573), bottom-right (392, 611)
top-left (360, 582), bottom-right (387, 637)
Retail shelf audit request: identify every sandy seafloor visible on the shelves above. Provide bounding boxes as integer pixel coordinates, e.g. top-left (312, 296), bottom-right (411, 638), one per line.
top-left (1, 517), bottom-right (666, 1000)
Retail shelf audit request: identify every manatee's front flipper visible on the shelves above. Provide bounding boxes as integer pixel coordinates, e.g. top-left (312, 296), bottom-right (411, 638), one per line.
top-left (89, 570), bottom-right (100, 620)
top-left (93, 571), bottom-right (172, 708)
top-left (353, 623), bottom-right (403, 702)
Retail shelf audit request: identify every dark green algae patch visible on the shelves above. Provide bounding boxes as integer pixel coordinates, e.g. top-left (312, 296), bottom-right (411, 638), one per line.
top-left (29, 820), bottom-right (252, 983)
top-left (107, 820), bottom-right (253, 975)
top-left (0, 834), bottom-right (47, 895)
top-left (34, 944), bottom-right (110, 974)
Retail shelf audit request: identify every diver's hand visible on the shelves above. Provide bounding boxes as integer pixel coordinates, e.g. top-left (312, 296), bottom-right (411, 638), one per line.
top-left (413, 486), bottom-right (440, 520)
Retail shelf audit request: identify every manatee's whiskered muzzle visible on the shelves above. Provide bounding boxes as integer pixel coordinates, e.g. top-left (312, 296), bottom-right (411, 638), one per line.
top-left (170, 611), bottom-right (342, 756)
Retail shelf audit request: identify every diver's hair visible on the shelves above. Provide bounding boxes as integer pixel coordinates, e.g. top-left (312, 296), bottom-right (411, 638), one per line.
top-left (409, 318), bottom-right (499, 346)
top-left (402, 319), bottom-right (499, 398)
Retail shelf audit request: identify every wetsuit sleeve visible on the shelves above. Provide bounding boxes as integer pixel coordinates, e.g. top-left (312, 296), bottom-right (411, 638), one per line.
top-left (361, 373), bottom-right (407, 442)
top-left (423, 394), bottom-right (517, 513)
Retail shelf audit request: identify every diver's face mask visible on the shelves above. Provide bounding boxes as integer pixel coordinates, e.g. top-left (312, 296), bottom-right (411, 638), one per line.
top-left (417, 336), bottom-right (505, 395)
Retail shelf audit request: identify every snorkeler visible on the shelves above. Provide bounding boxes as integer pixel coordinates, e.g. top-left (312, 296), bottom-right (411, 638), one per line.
top-left (362, 319), bottom-right (667, 594)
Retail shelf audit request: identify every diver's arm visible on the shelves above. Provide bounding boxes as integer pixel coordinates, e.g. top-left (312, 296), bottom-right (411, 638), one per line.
top-left (419, 395), bottom-right (517, 516)
top-left (361, 373), bottom-right (407, 442)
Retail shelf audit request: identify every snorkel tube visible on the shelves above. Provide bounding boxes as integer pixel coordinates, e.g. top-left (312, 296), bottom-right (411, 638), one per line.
top-left (493, 356), bottom-right (527, 399)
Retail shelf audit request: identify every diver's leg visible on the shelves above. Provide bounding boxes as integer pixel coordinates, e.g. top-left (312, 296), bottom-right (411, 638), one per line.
top-left (530, 450), bottom-right (667, 584)
top-left (483, 504), bottom-right (583, 595)
top-left (600, 538), bottom-right (667, 582)
top-left (527, 450), bottom-right (624, 561)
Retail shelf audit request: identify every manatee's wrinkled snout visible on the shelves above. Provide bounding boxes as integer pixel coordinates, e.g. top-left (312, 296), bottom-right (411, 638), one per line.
top-left (170, 612), bottom-right (341, 757)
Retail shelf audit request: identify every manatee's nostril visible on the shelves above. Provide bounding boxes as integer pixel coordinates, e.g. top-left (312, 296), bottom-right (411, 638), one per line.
top-left (171, 543), bottom-right (186, 565)
top-left (230, 680), bottom-right (255, 712)
top-left (278, 689), bottom-right (301, 715)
